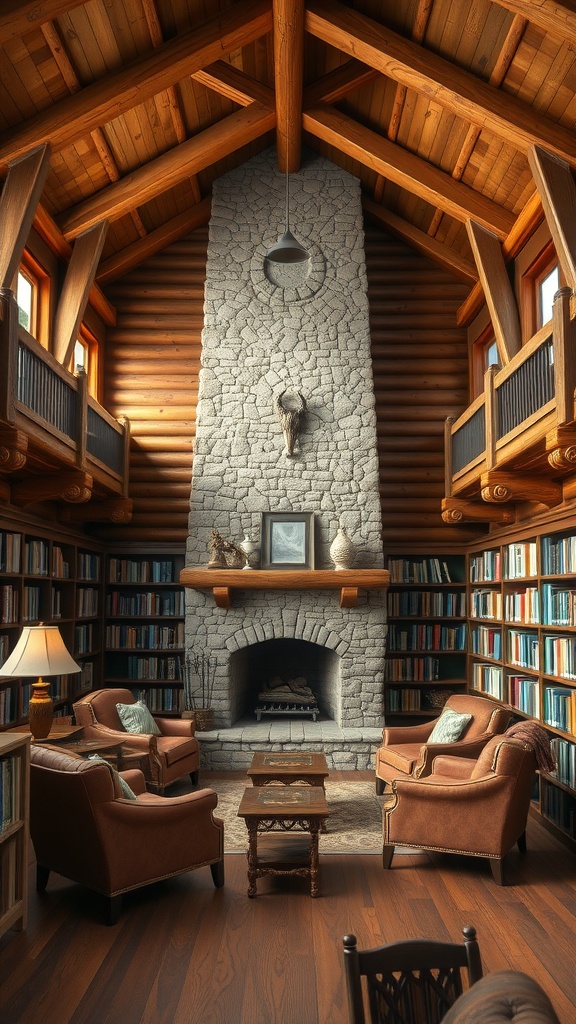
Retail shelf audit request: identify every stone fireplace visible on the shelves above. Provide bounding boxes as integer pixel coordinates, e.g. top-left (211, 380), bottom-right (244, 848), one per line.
top-left (184, 149), bottom-right (387, 769)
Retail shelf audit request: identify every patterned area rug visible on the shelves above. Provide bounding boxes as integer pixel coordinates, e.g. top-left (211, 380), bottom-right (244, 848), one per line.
top-left (209, 778), bottom-right (387, 854)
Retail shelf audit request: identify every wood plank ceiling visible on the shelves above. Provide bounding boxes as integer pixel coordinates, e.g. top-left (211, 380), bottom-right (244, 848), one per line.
top-left (1, 0), bottom-right (576, 294)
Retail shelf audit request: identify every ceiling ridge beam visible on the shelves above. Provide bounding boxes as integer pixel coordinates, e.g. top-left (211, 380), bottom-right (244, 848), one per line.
top-left (0, 0), bottom-right (273, 172)
top-left (60, 103), bottom-right (275, 239)
top-left (491, 0), bottom-right (576, 44)
top-left (304, 104), bottom-right (515, 238)
top-left (306, 0), bottom-right (576, 169)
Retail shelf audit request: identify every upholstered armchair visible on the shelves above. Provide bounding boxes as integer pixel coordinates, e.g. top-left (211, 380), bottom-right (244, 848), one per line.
top-left (375, 693), bottom-right (510, 794)
top-left (29, 744), bottom-right (224, 923)
top-left (73, 688), bottom-right (199, 791)
top-left (382, 735), bottom-right (537, 884)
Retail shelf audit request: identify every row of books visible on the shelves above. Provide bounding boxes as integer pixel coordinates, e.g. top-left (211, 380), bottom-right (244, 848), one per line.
top-left (0, 754), bottom-right (21, 833)
top-left (387, 590), bottom-right (466, 617)
top-left (23, 539), bottom-right (48, 576)
top-left (78, 552), bottom-right (101, 582)
top-left (541, 584), bottom-right (576, 626)
top-left (77, 588), bottom-right (99, 617)
top-left (133, 687), bottom-right (183, 712)
top-left (470, 589), bottom-right (502, 620)
top-left (0, 687), bottom-right (16, 725)
top-left (384, 657), bottom-right (440, 681)
top-left (75, 623), bottom-right (95, 654)
top-left (22, 585), bottom-right (41, 621)
top-left (472, 662), bottom-right (503, 699)
top-left (108, 559), bottom-right (176, 584)
top-left (106, 590), bottom-right (185, 617)
top-left (541, 534), bottom-right (576, 576)
top-left (52, 546), bottom-right (70, 579)
top-left (510, 676), bottom-right (539, 717)
top-left (106, 623), bottom-right (184, 650)
top-left (0, 532), bottom-right (21, 574)
top-left (542, 635), bottom-right (576, 681)
top-left (469, 549), bottom-right (501, 582)
top-left (503, 588), bottom-right (539, 624)
top-left (550, 738), bottom-right (576, 789)
top-left (387, 558), bottom-right (454, 584)
top-left (125, 655), bottom-right (183, 680)
top-left (1, 586), bottom-right (19, 624)
top-left (503, 541), bottom-right (537, 580)
top-left (508, 629), bottom-right (539, 670)
top-left (388, 624), bottom-right (466, 652)
top-left (543, 686), bottom-right (576, 733)
top-left (541, 779), bottom-right (576, 836)
top-left (471, 625), bottom-right (502, 660)
top-left (386, 688), bottom-right (424, 712)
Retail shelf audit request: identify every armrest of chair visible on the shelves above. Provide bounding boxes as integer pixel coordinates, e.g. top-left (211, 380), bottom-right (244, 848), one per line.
top-left (80, 723), bottom-right (156, 753)
top-left (119, 769), bottom-right (148, 795)
top-left (382, 722), bottom-right (434, 744)
top-left (429, 755), bottom-right (477, 779)
top-left (384, 773), bottom-right (513, 845)
top-left (414, 736), bottom-right (496, 777)
top-left (156, 717), bottom-right (196, 737)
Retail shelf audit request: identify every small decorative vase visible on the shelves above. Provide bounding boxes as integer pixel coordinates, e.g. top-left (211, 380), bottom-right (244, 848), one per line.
top-left (28, 679), bottom-right (54, 739)
top-left (239, 534), bottom-right (260, 570)
top-left (329, 526), bottom-right (357, 571)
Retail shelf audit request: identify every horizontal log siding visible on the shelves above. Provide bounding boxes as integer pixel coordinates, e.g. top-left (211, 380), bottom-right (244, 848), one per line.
top-left (364, 226), bottom-right (473, 551)
top-left (99, 230), bottom-right (208, 544)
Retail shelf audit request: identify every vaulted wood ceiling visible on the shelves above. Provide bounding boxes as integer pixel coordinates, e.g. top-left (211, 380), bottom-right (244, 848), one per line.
top-left (1, 0), bottom-right (575, 296)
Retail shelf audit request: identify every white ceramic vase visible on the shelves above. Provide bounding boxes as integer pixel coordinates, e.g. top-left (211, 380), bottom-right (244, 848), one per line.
top-left (240, 534), bottom-right (260, 569)
top-left (329, 526), bottom-right (356, 570)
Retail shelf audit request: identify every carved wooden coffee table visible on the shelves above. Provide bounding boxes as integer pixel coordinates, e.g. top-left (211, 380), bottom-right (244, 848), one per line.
top-left (237, 785), bottom-right (330, 898)
top-left (247, 751), bottom-right (329, 789)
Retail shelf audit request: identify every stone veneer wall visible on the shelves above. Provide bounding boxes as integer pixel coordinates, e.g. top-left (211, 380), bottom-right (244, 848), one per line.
top-left (185, 149), bottom-right (386, 761)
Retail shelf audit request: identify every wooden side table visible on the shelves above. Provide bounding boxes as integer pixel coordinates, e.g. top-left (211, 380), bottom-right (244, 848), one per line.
top-left (247, 751), bottom-right (329, 789)
top-left (237, 786), bottom-right (330, 898)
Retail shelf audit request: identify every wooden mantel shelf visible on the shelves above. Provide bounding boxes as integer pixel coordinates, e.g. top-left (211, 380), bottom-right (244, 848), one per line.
top-left (179, 568), bottom-right (390, 609)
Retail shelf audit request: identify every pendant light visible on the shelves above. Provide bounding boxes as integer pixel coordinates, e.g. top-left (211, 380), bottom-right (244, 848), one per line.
top-left (266, 162), bottom-right (311, 265)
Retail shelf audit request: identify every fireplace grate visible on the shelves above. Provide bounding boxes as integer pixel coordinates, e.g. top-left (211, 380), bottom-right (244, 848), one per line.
top-left (255, 703), bottom-right (319, 722)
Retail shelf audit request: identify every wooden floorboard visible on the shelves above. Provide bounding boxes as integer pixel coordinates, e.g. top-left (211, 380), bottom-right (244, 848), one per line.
top-left (0, 771), bottom-right (575, 1024)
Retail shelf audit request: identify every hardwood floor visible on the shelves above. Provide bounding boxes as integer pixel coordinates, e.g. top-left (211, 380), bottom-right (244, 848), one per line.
top-left (0, 771), bottom-right (575, 1024)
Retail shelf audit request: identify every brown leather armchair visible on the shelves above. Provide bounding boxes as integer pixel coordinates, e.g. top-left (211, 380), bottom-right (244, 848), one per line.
top-left (30, 743), bottom-right (224, 924)
top-left (375, 693), bottom-right (510, 794)
top-left (73, 688), bottom-right (200, 791)
top-left (382, 735), bottom-right (537, 884)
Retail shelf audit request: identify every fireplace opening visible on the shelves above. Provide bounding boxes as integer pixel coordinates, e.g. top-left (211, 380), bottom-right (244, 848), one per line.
top-left (228, 638), bottom-right (340, 724)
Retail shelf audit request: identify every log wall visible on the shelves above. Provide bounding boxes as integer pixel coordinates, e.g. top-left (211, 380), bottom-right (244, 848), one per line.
top-left (99, 230), bottom-right (208, 545)
top-left (98, 222), bottom-right (476, 554)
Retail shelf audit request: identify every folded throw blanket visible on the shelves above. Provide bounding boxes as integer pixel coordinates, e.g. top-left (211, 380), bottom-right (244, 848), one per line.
top-left (505, 721), bottom-right (556, 772)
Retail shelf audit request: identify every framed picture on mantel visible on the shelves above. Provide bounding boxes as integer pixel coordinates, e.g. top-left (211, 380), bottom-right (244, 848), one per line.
top-left (261, 512), bottom-right (315, 570)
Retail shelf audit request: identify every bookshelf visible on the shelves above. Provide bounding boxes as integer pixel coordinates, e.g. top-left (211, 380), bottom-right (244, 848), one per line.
top-left (384, 554), bottom-right (467, 719)
top-left (104, 549), bottom-right (185, 715)
top-left (0, 732), bottom-right (29, 937)
top-left (467, 527), bottom-right (576, 850)
top-left (0, 519), bottom-right (103, 729)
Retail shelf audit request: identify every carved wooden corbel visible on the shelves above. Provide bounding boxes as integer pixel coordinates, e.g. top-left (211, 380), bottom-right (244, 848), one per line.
top-left (11, 471), bottom-right (93, 508)
top-left (546, 425), bottom-right (576, 471)
top-left (441, 497), bottom-right (514, 524)
top-left (0, 426), bottom-right (28, 472)
top-left (480, 472), bottom-right (562, 508)
top-left (59, 497), bottom-right (133, 523)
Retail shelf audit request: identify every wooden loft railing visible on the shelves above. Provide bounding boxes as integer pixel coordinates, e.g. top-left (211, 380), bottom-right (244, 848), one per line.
top-left (442, 286), bottom-right (576, 525)
top-left (0, 289), bottom-right (131, 522)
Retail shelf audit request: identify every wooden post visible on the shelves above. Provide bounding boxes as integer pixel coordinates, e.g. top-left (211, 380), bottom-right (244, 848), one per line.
top-left (444, 415), bottom-right (455, 497)
top-left (552, 286), bottom-right (576, 426)
top-left (484, 364), bottom-right (498, 471)
top-left (0, 289), bottom-right (19, 424)
top-left (119, 415), bottom-right (131, 498)
top-left (75, 368), bottom-right (88, 470)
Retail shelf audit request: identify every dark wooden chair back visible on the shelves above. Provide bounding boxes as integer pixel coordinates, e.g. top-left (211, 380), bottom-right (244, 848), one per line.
top-left (342, 925), bottom-right (482, 1024)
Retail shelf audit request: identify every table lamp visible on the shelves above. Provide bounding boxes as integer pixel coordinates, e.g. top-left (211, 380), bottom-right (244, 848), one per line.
top-left (0, 623), bottom-right (81, 739)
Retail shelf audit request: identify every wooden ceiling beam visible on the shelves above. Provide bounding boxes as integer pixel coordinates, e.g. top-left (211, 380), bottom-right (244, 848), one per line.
top-left (303, 60), bottom-right (379, 107)
top-left (0, 0), bottom-right (273, 172)
top-left (465, 220), bottom-right (522, 364)
top-left (53, 222), bottom-right (109, 367)
top-left (491, 0), bottom-right (576, 43)
top-left (306, 0), bottom-right (576, 169)
top-left (192, 62), bottom-right (274, 107)
top-left (272, 0), bottom-right (305, 172)
top-left (0, 144), bottom-right (51, 289)
top-left (363, 198), bottom-right (477, 284)
top-left (97, 197), bottom-right (212, 285)
top-left (303, 104), bottom-right (515, 238)
top-left (60, 103), bottom-right (275, 239)
top-left (528, 146), bottom-right (576, 293)
top-left (0, 0), bottom-right (86, 45)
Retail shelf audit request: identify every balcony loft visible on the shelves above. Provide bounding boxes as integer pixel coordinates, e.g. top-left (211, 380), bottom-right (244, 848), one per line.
top-left (442, 287), bottom-right (576, 528)
top-left (0, 290), bottom-right (131, 524)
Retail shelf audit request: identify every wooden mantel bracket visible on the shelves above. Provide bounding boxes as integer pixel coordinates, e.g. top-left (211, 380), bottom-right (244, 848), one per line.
top-left (546, 424), bottom-right (576, 472)
top-left (441, 496), bottom-right (514, 524)
top-left (480, 471), bottom-right (562, 508)
top-left (11, 470), bottom-right (93, 508)
top-left (59, 497), bottom-right (133, 523)
top-left (179, 568), bottom-right (390, 609)
top-left (0, 426), bottom-right (28, 473)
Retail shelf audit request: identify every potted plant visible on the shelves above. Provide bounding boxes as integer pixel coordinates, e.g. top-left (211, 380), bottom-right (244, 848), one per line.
top-left (182, 650), bottom-right (216, 731)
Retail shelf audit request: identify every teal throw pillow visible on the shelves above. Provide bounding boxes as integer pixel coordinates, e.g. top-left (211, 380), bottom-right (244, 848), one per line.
top-left (428, 707), bottom-right (472, 744)
top-left (87, 753), bottom-right (138, 800)
top-left (116, 700), bottom-right (161, 736)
